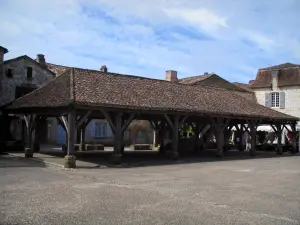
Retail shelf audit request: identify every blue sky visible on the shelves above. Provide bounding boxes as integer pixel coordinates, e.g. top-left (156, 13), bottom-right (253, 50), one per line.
top-left (1, 0), bottom-right (300, 83)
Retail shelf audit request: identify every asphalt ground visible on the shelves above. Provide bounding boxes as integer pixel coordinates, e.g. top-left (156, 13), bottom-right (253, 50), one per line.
top-left (1, 153), bottom-right (300, 225)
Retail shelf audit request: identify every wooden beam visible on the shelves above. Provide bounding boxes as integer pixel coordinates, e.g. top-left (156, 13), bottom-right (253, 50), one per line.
top-left (164, 114), bottom-right (174, 131)
top-left (76, 111), bottom-right (92, 129)
top-left (122, 113), bottom-right (135, 132)
top-left (100, 110), bottom-right (116, 134)
top-left (60, 115), bottom-right (69, 135)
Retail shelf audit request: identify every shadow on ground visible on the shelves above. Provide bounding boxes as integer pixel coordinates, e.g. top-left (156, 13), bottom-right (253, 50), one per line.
top-left (7, 146), bottom-right (299, 169)
top-left (0, 153), bottom-right (47, 168)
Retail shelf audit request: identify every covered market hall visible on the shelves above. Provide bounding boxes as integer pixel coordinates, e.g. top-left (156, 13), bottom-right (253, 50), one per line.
top-left (1, 68), bottom-right (299, 168)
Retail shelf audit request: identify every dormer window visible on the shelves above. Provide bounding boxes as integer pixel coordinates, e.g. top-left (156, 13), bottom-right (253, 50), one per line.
top-left (27, 67), bottom-right (33, 79)
top-left (6, 68), bottom-right (13, 78)
top-left (271, 70), bottom-right (280, 78)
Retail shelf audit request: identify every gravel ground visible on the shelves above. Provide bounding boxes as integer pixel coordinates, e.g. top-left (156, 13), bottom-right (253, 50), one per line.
top-left (1, 154), bottom-right (300, 225)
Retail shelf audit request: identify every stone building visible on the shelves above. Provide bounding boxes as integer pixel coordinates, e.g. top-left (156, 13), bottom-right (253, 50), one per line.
top-left (251, 63), bottom-right (300, 128)
top-left (0, 46), bottom-right (55, 144)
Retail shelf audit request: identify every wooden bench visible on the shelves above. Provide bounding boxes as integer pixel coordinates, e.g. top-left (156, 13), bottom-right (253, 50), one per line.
top-left (85, 144), bottom-right (104, 151)
top-left (131, 144), bottom-right (151, 150)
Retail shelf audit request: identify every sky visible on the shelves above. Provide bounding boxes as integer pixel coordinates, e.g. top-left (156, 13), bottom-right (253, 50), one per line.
top-left (1, 0), bottom-right (300, 83)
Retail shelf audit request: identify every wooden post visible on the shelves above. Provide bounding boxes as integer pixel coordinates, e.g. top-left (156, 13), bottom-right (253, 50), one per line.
top-left (101, 110), bottom-right (135, 164)
top-left (211, 118), bottom-right (230, 158)
top-left (171, 115), bottom-right (179, 159)
top-left (248, 120), bottom-right (259, 157)
top-left (275, 124), bottom-right (283, 155)
top-left (291, 123), bottom-right (297, 154)
top-left (224, 125), bottom-right (233, 152)
top-left (239, 123), bottom-right (244, 151)
top-left (64, 110), bottom-right (76, 168)
top-left (164, 114), bottom-right (180, 160)
top-left (24, 115), bottom-right (37, 158)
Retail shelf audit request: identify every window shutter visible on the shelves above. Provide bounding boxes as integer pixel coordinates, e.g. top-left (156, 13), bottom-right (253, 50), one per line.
top-left (279, 92), bottom-right (285, 109)
top-left (265, 92), bottom-right (271, 108)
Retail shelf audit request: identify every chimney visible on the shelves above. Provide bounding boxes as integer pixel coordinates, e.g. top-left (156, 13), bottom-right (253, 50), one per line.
top-left (271, 70), bottom-right (279, 90)
top-left (0, 46), bottom-right (8, 64)
top-left (204, 72), bottom-right (208, 75)
top-left (36, 54), bottom-right (46, 68)
top-left (165, 70), bottom-right (178, 82)
top-left (101, 65), bottom-right (108, 73)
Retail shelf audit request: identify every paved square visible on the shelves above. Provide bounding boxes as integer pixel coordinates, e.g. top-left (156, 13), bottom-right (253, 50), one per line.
top-left (1, 154), bottom-right (300, 225)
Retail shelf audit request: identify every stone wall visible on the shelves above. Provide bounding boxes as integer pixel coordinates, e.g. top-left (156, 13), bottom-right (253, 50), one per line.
top-left (254, 86), bottom-right (300, 125)
top-left (0, 57), bottom-right (54, 107)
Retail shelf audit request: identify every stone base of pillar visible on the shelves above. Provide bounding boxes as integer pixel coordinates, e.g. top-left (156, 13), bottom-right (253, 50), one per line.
top-left (249, 150), bottom-right (256, 157)
top-left (167, 151), bottom-right (179, 160)
top-left (216, 150), bottom-right (223, 158)
top-left (25, 148), bottom-right (33, 158)
top-left (64, 155), bottom-right (76, 168)
top-left (34, 143), bottom-right (40, 153)
top-left (111, 153), bottom-right (122, 164)
top-left (276, 149), bottom-right (283, 155)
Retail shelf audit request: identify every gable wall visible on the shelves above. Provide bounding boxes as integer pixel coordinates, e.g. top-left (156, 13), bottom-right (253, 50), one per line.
top-left (0, 57), bottom-right (54, 106)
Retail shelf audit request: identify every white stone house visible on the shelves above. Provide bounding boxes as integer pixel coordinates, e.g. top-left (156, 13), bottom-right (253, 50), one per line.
top-left (250, 63), bottom-right (300, 145)
top-left (251, 63), bottom-right (300, 126)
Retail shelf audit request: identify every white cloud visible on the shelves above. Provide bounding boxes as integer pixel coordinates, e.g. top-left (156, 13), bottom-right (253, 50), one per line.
top-left (163, 8), bottom-right (228, 31)
top-left (0, 0), bottom-right (300, 84)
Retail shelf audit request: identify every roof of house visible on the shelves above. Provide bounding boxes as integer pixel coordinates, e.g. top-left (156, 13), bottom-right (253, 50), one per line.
top-left (260, 62), bottom-right (300, 70)
top-left (251, 63), bottom-right (300, 88)
top-left (178, 73), bottom-right (213, 84)
top-left (178, 73), bottom-right (250, 93)
top-left (3, 55), bottom-right (55, 76)
top-left (232, 82), bottom-right (253, 92)
top-left (6, 68), bottom-right (297, 121)
top-left (0, 46), bottom-right (8, 54)
top-left (46, 63), bottom-right (71, 76)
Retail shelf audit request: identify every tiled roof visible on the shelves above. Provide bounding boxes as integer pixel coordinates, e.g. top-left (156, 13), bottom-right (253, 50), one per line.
top-left (260, 62), bottom-right (300, 70)
top-left (6, 68), bottom-right (298, 121)
top-left (251, 63), bottom-right (300, 88)
top-left (179, 74), bottom-right (249, 93)
top-left (232, 82), bottom-right (253, 92)
top-left (46, 63), bottom-right (71, 76)
top-left (178, 74), bottom-right (212, 84)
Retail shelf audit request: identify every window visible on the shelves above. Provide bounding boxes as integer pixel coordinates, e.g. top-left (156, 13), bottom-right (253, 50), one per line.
top-left (6, 68), bottom-right (13, 78)
top-left (271, 92), bottom-right (280, 108)
top-left (27, 67), bottom-right (33, 79)
top-left (94, 122), bottom-right (107, 138)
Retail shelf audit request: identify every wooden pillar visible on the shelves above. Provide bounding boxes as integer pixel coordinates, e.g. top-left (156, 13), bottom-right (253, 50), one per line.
top-left (0, 113), bottom-right (9, 152)
top-left (193, 123), bottom-right (201, 153)
top-left (224, 125), bottom-right (233, 152)
top-left (291, 123), bottom-right (297, 154)
top-left (164, 114), bottom-right (180, 160)
top-left (247, 120), bottom-right (259, 157)
top-left (211, 118), bottom-right (230, 158)
top-left (275, 124), bottom-right (283, 155)
top-left (24, 115), bottom-right (37, 158)
top-left (101, 110), bottom-right (134, 164)
top-left (239, 124), bottom-right (244, 151)
top-left (64, 110), bottom-right (76, 168)
top-left (113, 112), bottom-right (123, 154)
top-left (172, 115), bottom-right (179, 158)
